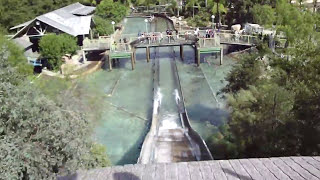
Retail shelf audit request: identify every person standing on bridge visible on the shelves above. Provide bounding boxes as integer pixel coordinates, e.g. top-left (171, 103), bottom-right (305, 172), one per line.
top-left (159, 32), bottom-right (163, 43)
top-left (111, 41), bottom-right (116, 52)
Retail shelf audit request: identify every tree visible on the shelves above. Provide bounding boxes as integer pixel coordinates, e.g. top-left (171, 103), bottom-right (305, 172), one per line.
top-left (252, 4), bottom-right (275, 26)
top-left (226, 81), bottom-right (296, 157)
top-left (209, 0), bottom-right (227, 25)
top-left (0, 35), bottom-right (33, 76)
top-left (0, 36), bottom-right (110, 179)
top-left (93, 16), bottom-right (114, 36)
top-left (95, 0), bottom-right (128, 23)
top-left (186, 0), bottom-right (200, 18)
top-left (39, 34), bottom-right (78, 70)
top-left (223, 54), bottom-right (264, 93)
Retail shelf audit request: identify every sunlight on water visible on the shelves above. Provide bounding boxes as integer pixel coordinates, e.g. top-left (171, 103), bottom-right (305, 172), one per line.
top-left (84, 17), bottom-right (235, 165)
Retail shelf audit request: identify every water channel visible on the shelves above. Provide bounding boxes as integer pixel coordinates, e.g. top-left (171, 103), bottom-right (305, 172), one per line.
top-left (83, 17), bottom-right (236, 165)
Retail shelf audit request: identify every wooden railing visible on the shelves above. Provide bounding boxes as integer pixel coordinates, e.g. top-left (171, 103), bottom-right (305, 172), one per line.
top-left (82, 38), bottom-right (110, 50)
top-left (217, 33), bottom-right (258, 45)
top-left (110, 43), bottom-right (131, 52)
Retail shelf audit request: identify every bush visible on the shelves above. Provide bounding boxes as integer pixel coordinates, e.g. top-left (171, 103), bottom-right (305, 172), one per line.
top-left (0, 41), bottom-right (109, 179)
top-left (95, 0), bottom-right (128, 23)
top-left (187, 10), bottom-right (210, 27)
top-left (0, 35), bottom-right (33, 76)
top-left (93, 16), bottom-right (114, 36)
top-left (39, 34), bottom-right (78, 70)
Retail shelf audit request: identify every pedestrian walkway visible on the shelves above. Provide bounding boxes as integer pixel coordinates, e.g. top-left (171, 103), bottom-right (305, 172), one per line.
top-left (59, 156), bottom-right (320, 180)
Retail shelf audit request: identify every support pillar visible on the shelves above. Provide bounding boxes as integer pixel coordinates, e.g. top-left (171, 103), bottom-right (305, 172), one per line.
top-left (133, 48), bottom-right (136, 64)
top-left (131, 53), bottom-right (135, 70)
top-left (197, 50), bottom-right (200, 66)
top-left (82, 50), bottom-right (87, 63)
top-left (146, 47), bottom-right (150, 63)
top-left (108, 54), bottom-right (112, 71)
top-left (180, 45), bottom-right (184, 61)
top-left (195, 45), bottom-right (200, 67)
top-left (220, 47), bottom-right (223, 65)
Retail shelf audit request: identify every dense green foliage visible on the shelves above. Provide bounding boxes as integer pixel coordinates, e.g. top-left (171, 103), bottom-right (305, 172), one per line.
top-left (93, 16), bottom-right (114, 36)
top-left (95, 0), bottom-right (128, 22)
top-left (39, 34), bottom-right (78, 70)
top-left (0, 36), bottom-right (110, 179)
top-left (0, 35), bottom-right (33, 75)
top-left (208, 1), bottom-right (320, 159)
top-left (93, 0), bottom-right (128, 35)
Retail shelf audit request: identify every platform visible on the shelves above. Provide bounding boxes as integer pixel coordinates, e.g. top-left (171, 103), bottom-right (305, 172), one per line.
top-left (60, 156), bottom-right (320, 180)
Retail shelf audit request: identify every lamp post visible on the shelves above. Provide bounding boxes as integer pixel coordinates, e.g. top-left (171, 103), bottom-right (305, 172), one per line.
top-left (211, 15), bottom-right (215, 30)
top-left (178, 17), bottom-right (182, 32)
top-left (111, 21), bottom-right (115, 32)
top-left (144, 19), bottom-right (148, 33)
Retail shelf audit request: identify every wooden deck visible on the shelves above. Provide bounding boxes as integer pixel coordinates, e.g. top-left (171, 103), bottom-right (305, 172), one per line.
top-left (59, 156), bottom-right (320, 180)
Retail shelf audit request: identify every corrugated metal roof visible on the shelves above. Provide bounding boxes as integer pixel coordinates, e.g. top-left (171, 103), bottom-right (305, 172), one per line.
top-left (11, 3), bottom-right (95, 38)
top-left (10, 20), bottom-right (34, 30)
top-left (63, 2), bottom-right (96, 15)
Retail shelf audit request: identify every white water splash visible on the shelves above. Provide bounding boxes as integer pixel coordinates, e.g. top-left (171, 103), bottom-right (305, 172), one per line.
top-left (153, 88), bottom-right (162, 115)
top-left (159, 114), bottom-right (179, 130)
top-left (174, 89), bottom-right (181, 105)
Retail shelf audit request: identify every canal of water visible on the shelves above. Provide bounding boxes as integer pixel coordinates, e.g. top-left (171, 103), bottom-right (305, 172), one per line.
top-left (81, 17), bottom-right (236, 165)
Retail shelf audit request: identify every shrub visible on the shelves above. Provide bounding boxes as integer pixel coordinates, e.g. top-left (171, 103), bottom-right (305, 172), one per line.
top-left (93, 16), bottom-right (114, 36)
top-left (95, 0), bottom-right (128, 23)
top-left (0, 41), bottom-right (109, 179)
top-left (39, 34), bottom-right (78, 70)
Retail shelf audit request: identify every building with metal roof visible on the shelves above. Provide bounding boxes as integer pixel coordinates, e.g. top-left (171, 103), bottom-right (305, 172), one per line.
top-left (11, 2), bottom-right (96, 38)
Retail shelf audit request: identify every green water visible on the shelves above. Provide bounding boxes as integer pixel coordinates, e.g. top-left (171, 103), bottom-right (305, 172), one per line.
top-left (85, 17), bottom-right (235, 165)
top-left (173, 45), bottom-right (236, 140)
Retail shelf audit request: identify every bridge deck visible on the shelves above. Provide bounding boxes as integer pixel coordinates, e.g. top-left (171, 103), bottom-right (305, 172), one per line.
top-left (60, 156), bottom-right (320, 180)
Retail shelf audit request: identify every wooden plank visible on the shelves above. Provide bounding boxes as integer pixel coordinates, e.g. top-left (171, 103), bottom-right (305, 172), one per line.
top-left (292, 157), bottom-right (320, 179)
top-left (269, 158), bottom-right (304, 180)
top-left (313, 156), bottom-right (320, 163)
top-left (240, 159), bottom-right (273, 180)
top-left (280, 157), bottom-right (318, 180)
top-left (259, 158), bottom-right (290, 180)
top-left (177, 162), bottom-right (190, 180)
top-left (188, 161), bottom-right (203, 180)
top-left (219, 160), bottom-right (240, 180)
top-left (154, 163), bottom-right (166, 180)
top-left (111, 166), bottom-right (126, 180)
top-left (105, 167), bottom-right (115, 180)
top-left (165, 163), bottom-right (178, 180)
top-left (199, 161), bottom-right (215, 180)
top-left (208, 161), bottom-right (227, 180)
top-left (122, 164), bottom-right (136, 180)
top-left (100, 167), bottom-right (112, 180)
top-left (131, 164), bottom-right (145, 179)
top-left (80, 168), bottom-right (109, 180)
top-left (302, 157), bottom-right (320, 171)
top-left (142, 164), bottom-right (156, 180)
top-left (229, 159), bottom-right (252, 180)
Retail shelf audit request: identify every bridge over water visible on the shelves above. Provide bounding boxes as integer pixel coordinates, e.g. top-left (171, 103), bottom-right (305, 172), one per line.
top-left (81, 30), bottom-right (259, 70)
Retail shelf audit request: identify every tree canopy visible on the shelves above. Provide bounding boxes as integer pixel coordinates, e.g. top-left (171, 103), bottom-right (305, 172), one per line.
top-left (39, 34), bottom-right (78, 70)
top-left (0, 35), bottom-right (110, 179)
top-left (208, 1), bottom-right (320, 159)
